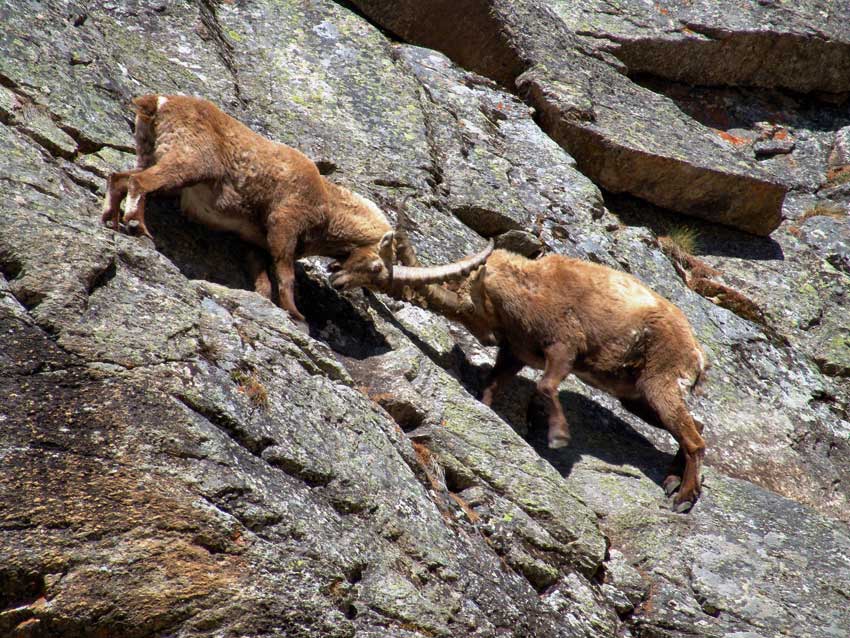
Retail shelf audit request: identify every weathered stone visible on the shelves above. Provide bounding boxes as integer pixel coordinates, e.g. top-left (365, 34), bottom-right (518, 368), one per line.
top-left (829, 125), bottom-right (850, 167)
top-left (2, 0), bottom-right (850, 637)
top-left (351, 0), bottom-right (788, 235)
top-left (561, 457), bottom-right (850, 638)
top-left (547, 0), bottom-right (850, 94)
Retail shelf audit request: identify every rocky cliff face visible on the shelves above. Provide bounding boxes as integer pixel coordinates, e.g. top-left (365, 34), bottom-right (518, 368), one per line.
top-left (1, 1), bottom-right (848, 637)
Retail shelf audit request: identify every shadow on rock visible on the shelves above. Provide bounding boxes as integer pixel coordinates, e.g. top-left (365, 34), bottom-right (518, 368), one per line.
top-left (146, 198), bottom-right (257, 290)
top-left (295, 266), bottom-right (392, 359)
top-left (450, 351), bottom-right (676, 490)
top-left (632, 74), bottom-right (850, 135)
top-left (145, 198), bottom-right (392, 360)
top-left (605, 190), bottom-right (785, 261)
top-left (529, 387), bottom-right (674, 489)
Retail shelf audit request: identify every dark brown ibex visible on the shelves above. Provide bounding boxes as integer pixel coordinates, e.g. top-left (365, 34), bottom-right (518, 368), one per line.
top-left (390, 240), bottom-right (707, 511)
top-left (102, 95), bottom-right (491, 321)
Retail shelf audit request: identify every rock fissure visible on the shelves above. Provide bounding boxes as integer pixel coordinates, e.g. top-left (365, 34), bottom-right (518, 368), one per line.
top-left (195, 0), bottom-right (246, 106)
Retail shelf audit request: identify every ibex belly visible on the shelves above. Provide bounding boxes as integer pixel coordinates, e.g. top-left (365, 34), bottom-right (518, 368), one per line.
top-left (181, 183), bottom-right (266, 247)
top-left (573, 367), bottom-right (642, 400)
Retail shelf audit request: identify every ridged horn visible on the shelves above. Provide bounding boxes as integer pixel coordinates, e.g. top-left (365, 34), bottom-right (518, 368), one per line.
top-left (391, 239), bottom-right (494, 284)
top-left (391, 232), bottom-right (476, 316)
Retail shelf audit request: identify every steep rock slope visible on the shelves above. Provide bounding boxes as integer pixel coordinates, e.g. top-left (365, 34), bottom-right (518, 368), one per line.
top-left (0, 1), bottom-right (848, 637)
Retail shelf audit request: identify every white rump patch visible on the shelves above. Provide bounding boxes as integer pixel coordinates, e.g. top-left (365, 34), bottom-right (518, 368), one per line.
top-left (157, 95), bottom-right (168, 109)
top-left (695, 348), bottom-right (705, 373)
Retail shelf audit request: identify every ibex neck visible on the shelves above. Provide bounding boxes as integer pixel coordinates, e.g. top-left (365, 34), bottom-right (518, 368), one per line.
top-left (322, 179), bottom-right (391, 247)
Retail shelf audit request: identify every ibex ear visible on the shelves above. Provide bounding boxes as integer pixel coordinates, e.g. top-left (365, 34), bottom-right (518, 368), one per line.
top-left (379, 231), bottom-right (395, 279)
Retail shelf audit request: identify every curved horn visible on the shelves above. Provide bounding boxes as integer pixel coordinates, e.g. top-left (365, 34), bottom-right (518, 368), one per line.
top-left (391, 239), bottom-right (494, 285)
top-left (389, 232), bottom-right (476, 316)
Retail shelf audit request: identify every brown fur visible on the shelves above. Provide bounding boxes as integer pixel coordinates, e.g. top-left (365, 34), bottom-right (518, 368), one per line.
top-left (407, 249), bottom-right (708, 511)
top-left (102, 94), bottom-right (394, 321)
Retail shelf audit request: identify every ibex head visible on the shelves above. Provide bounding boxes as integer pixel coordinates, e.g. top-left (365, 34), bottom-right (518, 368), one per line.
top-left (329, 231), bottom-right (494, 295)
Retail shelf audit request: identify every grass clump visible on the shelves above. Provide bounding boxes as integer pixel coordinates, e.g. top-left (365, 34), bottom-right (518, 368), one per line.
top-left (658, 225), bottom-right (700, 258)
top-left (231, 367), bottom-right (269, 408)
top-left (789, 201), bottom-right (847, 236)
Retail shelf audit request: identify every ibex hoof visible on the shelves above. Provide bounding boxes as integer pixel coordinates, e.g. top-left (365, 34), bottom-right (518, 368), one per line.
top-left (329, 272), bottom-right (351, 289)
top-left (672, 498), bottom-right (694, 514)
top-left (662, 475), bottom-right (682, 496)
top-left (548, 435), bottom-right (571, 449)
top-left (126, 220), bottom-right (154, 240)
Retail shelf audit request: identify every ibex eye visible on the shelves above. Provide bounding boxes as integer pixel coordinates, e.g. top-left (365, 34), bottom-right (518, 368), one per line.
top-left (370, 261), bottom-right (383, 273)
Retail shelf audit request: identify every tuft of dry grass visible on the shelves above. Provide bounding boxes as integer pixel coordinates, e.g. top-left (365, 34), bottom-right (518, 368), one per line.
top-left (658, 225), bottom-right (700, 260)
top-left (788, 201), bottom-right (847, 236)
top-left (231, 367), bottom-right (269, 408)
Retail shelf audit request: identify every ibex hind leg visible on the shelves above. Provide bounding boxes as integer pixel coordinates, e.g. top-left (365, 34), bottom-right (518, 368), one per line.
top-left (640, 379), bottom-right (706, 512)
top-left (620, 397), bottom-right (683, 495)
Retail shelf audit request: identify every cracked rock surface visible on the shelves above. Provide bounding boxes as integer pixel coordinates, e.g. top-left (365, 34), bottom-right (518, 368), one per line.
top-left (1, 1), bottom-right (849, 637)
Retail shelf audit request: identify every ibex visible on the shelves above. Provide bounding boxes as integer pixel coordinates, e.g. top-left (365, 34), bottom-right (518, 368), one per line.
top-left (101, 94), bottom-right (491, 321)
top-left (389, 239), bottom-right (707, 512)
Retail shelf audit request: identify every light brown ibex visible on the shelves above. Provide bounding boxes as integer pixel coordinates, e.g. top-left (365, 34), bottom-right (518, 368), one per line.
top-left (389, 239), bottom-right (708, 511)
top-left (102, 94), bottom-right (492, 321)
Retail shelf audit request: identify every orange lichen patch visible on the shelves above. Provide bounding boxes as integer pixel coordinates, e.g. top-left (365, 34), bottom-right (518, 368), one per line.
top-left (231, 529), bottom-right (247, 547)
top-left (689, 279), bottom-right (767, 326)
top-left (773, 128), bottom-right (789, 141)
top-left (353, 384), bottom-right (373, 398)
top-left (231, 367), bottom-right (269, 408)
top-left (658, 234), bottom-right (766, 328)
top-left (826, 165), bottom-right (850, 185)
top-left (396, 622), bottom-right (437, 637)
top-left (448, 492), bottom-right (481, 523)
top-left (52, 538), bottom-right (245, 632)
top-left (366, 391), bottom-right (395, 404)
top-left (715, 129), bottom-right (749, 146)
top-left (327, 578), bottom-right (348, 600)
